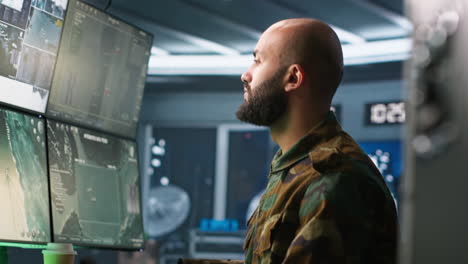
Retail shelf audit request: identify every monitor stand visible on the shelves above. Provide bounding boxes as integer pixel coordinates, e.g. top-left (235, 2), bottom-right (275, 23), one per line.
top-left (0, 247), bottom-right (7, 264)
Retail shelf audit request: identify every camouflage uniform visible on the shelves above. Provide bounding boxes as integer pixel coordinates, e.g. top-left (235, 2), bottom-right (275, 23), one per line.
top-left (243, 112), bottom-right (398, 264)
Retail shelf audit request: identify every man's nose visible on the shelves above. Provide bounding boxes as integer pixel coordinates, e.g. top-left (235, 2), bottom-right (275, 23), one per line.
top-left (241, 71), bottom-right (252, 85)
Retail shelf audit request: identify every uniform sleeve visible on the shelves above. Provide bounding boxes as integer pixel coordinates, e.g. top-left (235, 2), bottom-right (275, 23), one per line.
top-left (282, 173), bottom-right (346, 264)
top-left (283, 173), bottom-right (380, 264)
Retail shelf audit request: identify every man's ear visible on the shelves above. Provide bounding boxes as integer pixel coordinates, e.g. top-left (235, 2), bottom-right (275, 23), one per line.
top-left (284, 64), bottom-right (305, 92)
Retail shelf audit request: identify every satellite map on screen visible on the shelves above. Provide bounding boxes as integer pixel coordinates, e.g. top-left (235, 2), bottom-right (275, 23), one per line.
top-left (0, 108), bottom-right (50, 243)
top-left (0, 0), bottom-right (68, 112)
top-left (47, 120), bottom-right (144, 248)
top-left (0, 0), bottom-right (24, 11)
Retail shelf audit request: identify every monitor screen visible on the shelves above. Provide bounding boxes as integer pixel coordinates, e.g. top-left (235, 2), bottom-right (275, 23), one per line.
top-left (358, 140), bottom-right (403, 203)
top-left (0, 107), bottom-right (50, 244)
top-left (47, 120), bottom-right (144, 249)
top-left (226, 130), bottom-right (271, 228)
top-left (0, 0), bottom-right (68, 113)
top-left (46, 0), bottom-right (152, 138)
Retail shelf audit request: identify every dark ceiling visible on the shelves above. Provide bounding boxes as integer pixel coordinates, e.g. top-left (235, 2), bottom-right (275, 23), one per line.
top-left (82, 0), bottom-right (411, 82)
top-left (106, 0), bottom-right (410, 55)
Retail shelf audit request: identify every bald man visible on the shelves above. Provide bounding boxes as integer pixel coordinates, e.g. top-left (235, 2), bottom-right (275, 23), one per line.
top-left (236, 19), bottom-right (398, 264)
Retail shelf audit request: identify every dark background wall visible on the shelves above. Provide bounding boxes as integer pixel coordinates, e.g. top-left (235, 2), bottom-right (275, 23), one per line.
top-left (139, 73), bottom-right (405, 141)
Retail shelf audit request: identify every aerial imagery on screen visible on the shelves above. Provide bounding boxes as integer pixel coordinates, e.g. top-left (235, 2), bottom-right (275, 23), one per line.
top-left (47, 120), bottom-right (144, 249)
top-left (0, 0), bottom-right (67, 113)
top-left (0, 108), bottom-right (50, 243)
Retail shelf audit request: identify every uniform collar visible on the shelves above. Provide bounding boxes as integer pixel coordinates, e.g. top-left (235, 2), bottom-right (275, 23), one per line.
top-left (271, 111), bottom-right (342, 173)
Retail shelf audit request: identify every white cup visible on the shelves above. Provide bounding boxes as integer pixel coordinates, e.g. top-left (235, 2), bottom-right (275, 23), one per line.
top-left (42, 243), bottom-right (77, 264)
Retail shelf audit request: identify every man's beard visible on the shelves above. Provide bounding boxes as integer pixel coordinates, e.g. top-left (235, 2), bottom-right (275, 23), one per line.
top-left (236, 68), bottom-right (288, 126)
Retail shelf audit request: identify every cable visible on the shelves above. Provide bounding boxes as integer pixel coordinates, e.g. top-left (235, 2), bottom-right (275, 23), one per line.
top-left (104, 0), bottom-right (112, 11)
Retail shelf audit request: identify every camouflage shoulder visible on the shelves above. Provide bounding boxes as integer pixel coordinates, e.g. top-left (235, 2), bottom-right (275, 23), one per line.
top-left (308, 132), bottom-right (374, 175)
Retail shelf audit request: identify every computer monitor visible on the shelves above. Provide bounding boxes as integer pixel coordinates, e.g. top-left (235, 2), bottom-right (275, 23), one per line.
top-left (225, 129), bottom-right (271, 229)
top-left (358, 140), bottom-right (403, 203)
top-left (0, 0), bottom-right (68, 113)
top-left (46, 0), bottom-right (152, 138)
top-left (47, 120), bottom-right (144, 249)
top-left (0, 106), bottom-right (50, 245)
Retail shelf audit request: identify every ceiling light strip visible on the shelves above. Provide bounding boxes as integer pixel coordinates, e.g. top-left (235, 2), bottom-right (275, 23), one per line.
top-left (331, 25), bottom-right (367, 44)
top-left (147, 38), bottom-right (412, 75)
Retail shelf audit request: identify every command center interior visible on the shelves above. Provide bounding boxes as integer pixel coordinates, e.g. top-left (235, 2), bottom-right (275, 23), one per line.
top-left (0, 0), bottom-right (467, 263)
